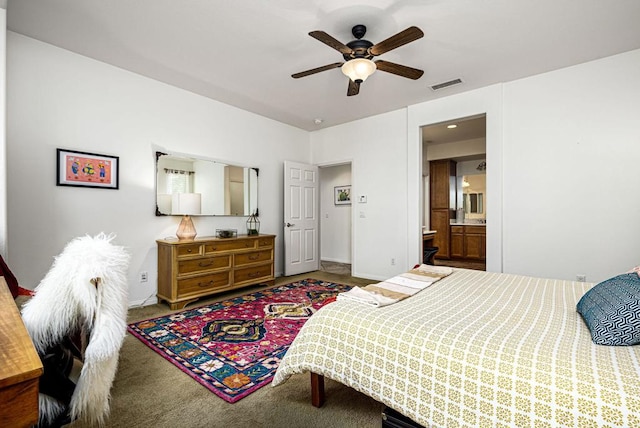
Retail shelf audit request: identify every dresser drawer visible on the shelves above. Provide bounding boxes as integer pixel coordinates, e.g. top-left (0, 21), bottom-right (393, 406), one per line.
top-left (177, 271), bottom-right (231, 297)
top-left (465, 226), bottom-right (486, 235)
top-left (257, 237), bottom-right (274, 248)
top-left (178, 255), bottom-right (231, 275)
top-left (204, 239), bottom-right (256, 253)
top-left (234, 264), bottom-right (273, 284)
top-left (176, 244), bottom-right (203, 258)
top-left (234, 250), bottom-right (272, 267)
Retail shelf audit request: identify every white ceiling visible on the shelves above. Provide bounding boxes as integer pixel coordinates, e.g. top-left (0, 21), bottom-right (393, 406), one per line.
top-left (6, 0), bottom-right (640, 131)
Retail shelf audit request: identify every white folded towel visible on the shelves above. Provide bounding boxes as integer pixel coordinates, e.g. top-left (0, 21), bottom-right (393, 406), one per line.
top-left (336, 286), bottom-right (398, 307)
top-left (337, 264), bottom-right (454, 308)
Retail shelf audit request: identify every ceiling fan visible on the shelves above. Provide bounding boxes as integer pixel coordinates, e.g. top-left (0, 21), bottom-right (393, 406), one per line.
top-left (292, 24), bottom-right (424, 96)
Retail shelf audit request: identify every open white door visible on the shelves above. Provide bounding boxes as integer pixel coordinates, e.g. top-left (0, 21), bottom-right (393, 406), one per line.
top-left (284, 160), bottom-right (319, 276)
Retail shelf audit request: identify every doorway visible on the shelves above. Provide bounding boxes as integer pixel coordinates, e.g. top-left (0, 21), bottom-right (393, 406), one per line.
top-left (421, 114), bottom-right (487, 271)
top-left (319, 163), bottom-right (352, 274)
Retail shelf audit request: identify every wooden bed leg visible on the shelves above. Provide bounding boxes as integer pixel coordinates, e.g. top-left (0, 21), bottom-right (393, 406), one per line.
top-left (310, 372), bottom-right (325, 407)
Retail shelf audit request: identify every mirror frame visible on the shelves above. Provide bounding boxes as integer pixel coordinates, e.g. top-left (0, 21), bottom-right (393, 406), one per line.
top-left (155, 151), bottom-right (259, 217)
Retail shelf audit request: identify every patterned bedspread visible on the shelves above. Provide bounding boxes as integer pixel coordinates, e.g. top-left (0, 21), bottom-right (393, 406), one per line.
top-left (272, 269), bottom-right (640, 427)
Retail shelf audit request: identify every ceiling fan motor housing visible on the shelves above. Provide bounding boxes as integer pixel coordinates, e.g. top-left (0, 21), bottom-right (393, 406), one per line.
top-left (344, 25), bottom-right (374, 60)
top-left (344, 39), bottom-right (373, 60)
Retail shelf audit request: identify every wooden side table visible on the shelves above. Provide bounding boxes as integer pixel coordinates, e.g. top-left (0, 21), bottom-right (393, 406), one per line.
top-left (0, 277), bottom-right (43, 427)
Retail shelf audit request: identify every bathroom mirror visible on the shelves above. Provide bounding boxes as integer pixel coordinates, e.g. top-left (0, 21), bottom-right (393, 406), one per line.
top-left (155, 152), bottom-right (258, 216)
top-left (464, 193), bottom-right (484, 214)
top-left (459, 173), bottom-right (486, 215)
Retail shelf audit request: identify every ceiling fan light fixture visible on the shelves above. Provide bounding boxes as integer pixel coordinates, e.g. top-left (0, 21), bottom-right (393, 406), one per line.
top-left (341, 58), bottom-right (376, 83)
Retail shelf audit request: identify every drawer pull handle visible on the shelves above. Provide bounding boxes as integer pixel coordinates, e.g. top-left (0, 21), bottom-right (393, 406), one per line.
top-left (245, 242), bottom-right (252, 247)
top-left (198, 281), bottom-right (214, 288)
top-left (187, 249), bottom-right (193, 253)
top-left (199, 261), bottom-right (214, 267)
top-left (248, 272), bottom-right (261, 278)
top-left (211, 247), bottom-right (217, 251)
top-left (248, 255), bottom-right (259, 260)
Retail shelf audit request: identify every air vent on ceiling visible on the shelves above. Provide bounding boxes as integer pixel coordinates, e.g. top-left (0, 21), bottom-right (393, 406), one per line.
top-left (430, 78), bottom-right (463, 91)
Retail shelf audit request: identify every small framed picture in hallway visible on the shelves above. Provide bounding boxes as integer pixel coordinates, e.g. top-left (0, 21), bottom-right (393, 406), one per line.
top-left (334, 185), bottom-right (351, 205)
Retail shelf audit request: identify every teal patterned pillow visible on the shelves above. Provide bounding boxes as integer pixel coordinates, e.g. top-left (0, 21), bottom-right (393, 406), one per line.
top-left (576, 273), bottom-right (640, 346)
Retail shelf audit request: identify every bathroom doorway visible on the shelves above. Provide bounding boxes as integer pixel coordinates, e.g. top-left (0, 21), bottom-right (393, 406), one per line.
top-left (421, 114), bottom-right (487, 271)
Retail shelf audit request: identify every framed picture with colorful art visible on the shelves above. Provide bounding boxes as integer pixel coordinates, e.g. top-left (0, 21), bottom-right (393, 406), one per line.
top-left (56, 148), bottom-right (119, 189)
top-left (334, 185), bottom-right (351, 205)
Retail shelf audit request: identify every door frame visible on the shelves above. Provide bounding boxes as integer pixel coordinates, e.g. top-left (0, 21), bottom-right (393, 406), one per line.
top-left (317, 159), bottom-right (354, 276)
top-left (406, 85), bottom-right (504, 273)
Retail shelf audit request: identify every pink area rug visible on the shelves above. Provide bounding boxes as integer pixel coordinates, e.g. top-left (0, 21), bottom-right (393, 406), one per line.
top-left (127, 279), bottom-right (351, 403)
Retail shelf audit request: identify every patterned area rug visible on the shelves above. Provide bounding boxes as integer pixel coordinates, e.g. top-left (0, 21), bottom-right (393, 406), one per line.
top-left (127, 279), bottom-right (351, 403)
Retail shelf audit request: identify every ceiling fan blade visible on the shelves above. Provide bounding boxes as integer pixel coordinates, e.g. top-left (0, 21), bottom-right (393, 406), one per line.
top-left (309, 31), bottom-right (353, 55)
top-left (347, 79), bottom-right (360, 96)
top-left (291, 62), bottom-right (343, 79)
top-left (375, 60), bottom-right (424, 80)
top-left (369, 26), bottom-right (424, 56)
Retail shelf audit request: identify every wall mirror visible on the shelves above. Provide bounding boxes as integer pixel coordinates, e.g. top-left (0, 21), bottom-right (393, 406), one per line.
top-left (464, 193), bottom-right (484, 214)
top-left (155, 152), bottom-right (258, 216)
top-left (459, 173), bottom-right (486, 215)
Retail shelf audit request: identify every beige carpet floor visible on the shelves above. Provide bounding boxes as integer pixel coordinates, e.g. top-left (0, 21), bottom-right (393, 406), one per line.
top-left (69, 271), bottom-right (382, 428)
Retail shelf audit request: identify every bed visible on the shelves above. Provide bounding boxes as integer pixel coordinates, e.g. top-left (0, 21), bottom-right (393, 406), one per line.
top-left (272, 268), bottom-right (640, 427)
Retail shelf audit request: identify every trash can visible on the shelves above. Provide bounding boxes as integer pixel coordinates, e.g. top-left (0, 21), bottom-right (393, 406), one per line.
top-left (422, 247), bottom-right (439, 265)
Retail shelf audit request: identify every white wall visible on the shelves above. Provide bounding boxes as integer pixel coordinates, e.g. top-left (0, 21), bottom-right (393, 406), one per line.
top-left (6, 30), bottom-right (640, 300)
top-left (6, 33), bottom-right (309, 305)
top-left (501, 49), bottom-right (640, 282)
top-left (408, 50), bottom-right (640, 282)
top-left (409, 85), bottom-right (505, 273)
top-left (311, 110), bottom-right (408, 280)
top-left (315, 47), bottom-right (640, 283)
top-left (319, 164), bottom-right (351, 264)
top-left (0, 8), bottom-right (6, 256)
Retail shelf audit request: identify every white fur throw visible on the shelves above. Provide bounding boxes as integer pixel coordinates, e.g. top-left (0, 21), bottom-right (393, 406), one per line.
top-left (21, 233), bottom-right (130, 426)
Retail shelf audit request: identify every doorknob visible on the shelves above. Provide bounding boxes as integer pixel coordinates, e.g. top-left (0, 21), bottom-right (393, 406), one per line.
top-left (286, 222), bottom-right (295, 227)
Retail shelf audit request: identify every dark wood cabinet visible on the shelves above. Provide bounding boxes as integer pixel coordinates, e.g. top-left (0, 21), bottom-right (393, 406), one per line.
top-left (464, 226), bottom-right (486, 259)
top-left (449, 225), bottom-right (486, 261)
top-left (450, 226), bottom-right (464, 258)
top-left (430, 210), bottom-right (451, 258)
top-left (430, 160), bottom-right (455, 210)
top-left (429, 160), bottom-right (456, 259)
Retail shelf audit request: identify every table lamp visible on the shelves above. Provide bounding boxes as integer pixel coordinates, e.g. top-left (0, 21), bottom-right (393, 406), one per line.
top-left (172, 193), bottom-right (201, 241)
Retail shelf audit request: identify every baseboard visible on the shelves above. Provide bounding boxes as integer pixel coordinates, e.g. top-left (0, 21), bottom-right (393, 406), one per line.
top-left (321, 257), bottom-right (351, 264)
top-left (128, 295), bottom-right (158, 308)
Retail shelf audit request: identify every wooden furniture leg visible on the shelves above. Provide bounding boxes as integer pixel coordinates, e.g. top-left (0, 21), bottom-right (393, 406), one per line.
top-left (310, 372), bottom-right (325, 407)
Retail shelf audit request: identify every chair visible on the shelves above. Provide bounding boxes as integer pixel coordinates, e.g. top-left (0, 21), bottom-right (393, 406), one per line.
top-left (422, 246), bottom-right (439, 265)
top-left (21, 233), bottom-right (130, 427)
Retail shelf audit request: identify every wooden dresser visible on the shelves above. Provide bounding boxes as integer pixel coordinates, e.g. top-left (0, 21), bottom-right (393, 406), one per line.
top-left (157, 234), bottom-right (275, 309)
top-left (0, 277), bottom-right (43, 428)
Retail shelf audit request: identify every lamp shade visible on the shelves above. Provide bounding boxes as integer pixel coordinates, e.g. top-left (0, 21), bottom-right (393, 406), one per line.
top-left (171, 193), bottom-right (201, 215)
top-left (341, 58), bottom-right (376, 83)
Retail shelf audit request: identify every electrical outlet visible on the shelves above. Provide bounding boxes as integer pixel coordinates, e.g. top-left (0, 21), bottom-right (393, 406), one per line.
top-left (140, 271), bottom-right (148, 282)
top-left (391, 258), bottom-right (395, 266)
top-left (576, 274), bottom-right (586, 282)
